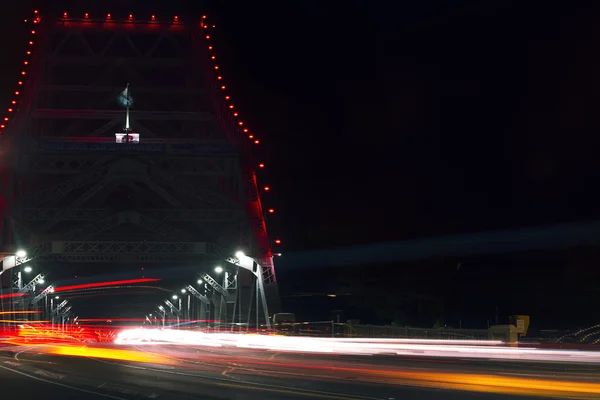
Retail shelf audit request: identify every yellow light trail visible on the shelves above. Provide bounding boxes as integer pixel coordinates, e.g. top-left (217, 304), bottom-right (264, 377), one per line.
top-left (42, 345), bottom-right (177, 365)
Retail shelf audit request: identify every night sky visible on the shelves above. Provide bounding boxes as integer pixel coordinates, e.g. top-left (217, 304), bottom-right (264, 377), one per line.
top-left (2, 1), bottom-right (600, 328)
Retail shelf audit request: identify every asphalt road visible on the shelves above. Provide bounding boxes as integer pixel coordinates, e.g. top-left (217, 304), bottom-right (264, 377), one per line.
top-left (0, 344), bottom-right (592, 400)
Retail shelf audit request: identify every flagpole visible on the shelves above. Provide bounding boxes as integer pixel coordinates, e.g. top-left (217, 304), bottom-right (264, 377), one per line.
top-left (125, 82), bottom-right (130, 133)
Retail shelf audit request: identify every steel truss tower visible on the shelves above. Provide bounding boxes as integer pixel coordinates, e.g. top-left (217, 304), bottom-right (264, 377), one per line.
top-left (0, 11), bottom-right (280, 323)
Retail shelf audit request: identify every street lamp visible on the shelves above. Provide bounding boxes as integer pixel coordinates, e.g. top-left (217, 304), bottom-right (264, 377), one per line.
top-left (197, 279), bottom-right (203, 284)
top-left (172, 295), bottom-right (178, 300)
top-left (24, 266), bottom-right (32, 273)
top-left (15, 250), bottom-right (27, 258)
top-left (214, 266), bottom-right (223, 274)
top-left (180, 288), bottom-right (186, 293)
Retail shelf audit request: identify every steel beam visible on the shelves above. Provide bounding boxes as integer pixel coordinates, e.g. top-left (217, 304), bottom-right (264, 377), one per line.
top-left (32, 109), bottom-right (214, 121)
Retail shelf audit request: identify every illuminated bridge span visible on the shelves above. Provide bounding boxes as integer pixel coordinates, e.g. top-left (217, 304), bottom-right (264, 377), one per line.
top-left (0, 10), bottom-right (280, 324)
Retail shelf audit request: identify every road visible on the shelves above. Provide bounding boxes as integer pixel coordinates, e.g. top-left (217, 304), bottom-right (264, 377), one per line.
top-left (0, 343), bottom-right (598, 399)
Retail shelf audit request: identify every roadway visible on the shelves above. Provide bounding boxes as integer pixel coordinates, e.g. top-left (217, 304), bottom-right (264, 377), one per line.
top-left (1, 343), bottom-right (599, 399)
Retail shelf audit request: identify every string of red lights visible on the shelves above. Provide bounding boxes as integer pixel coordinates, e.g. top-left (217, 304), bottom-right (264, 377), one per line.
top-left (200, 15), bottom-right (282, 252)
top-left (0, 10), bottom-right (39, 136)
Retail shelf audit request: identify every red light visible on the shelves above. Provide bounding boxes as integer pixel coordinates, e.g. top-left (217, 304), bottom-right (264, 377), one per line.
top-left (21, 71), bottom-right (26, 75)
top-left (34, 10), bottom-right (38, 14)
top-left (259, 163), bottom-right (265, 168)
top-left (129, 14), bottom-right (133, 19)
top-left (212, 25), bottom-right (216, 28)
top-left (8, 109), bottom-right (12, 112)
top-left (238, 121), bottom-right (243, 126)
top-left (243, 128), bottom-right (249, 133)
top-left (233, 112), bottom-right (238, 116)
top-left (17, 82), bottom-right (22, 85)
top-left (249, 135), bottom-right (254, 139)
top-left (274, 239), bottom-right (281, 244)
top-left (23, 61), bottom-right (28, 65)
top-left (217, 76), bottom-right (222, 80)
top-left (211, 56), bottom-right (216, 60)
top-left (24, 19), bottom-right (27, 22)
top-left (11, 101), bottom-right (16, 104)
top-left (208, 46), bottom-right (213, 50)
top-left (26, 51), bottom-right (31, 55)
top-left (221, 85), bottom-right (226, 89)
top-left (214, 66), bottom-right (219, 70)
top-left (31, 30), bottom-right (35, 34)
top-left (225, 95), bottom-right (230, 100)
top-left (54, 278), bottom-right (160, 293)
top-left (63, 12), bottom-right (67, 18)
top-left (85, 13), bottom-right (89, 18)
top-left (151, 15), bottom-right (155, 21)
top-left (206, 35), bottom-right (210, 39)
top-left (268, 209), bottom-right (274, 213)
top-left (0, 125), bottom-right (4, 129)
top-left (29, 41), bottom-right (33, 45)
top-left (254, 140), bottom-right (259, 144)
top-left (107, 13), bottom-right (111, 19)
top-left (202, 15), bottom-right (207, 19)
top-left (4, 118), bottom-right (8, 121)
top-left (229, 105), bottom-right (234, 109)
top-left (174, 16), bottom-right (179, 20)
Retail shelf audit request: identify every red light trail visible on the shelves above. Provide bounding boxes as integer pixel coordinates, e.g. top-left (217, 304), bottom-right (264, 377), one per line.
top-left (53, 278), bottom-right (161, 292)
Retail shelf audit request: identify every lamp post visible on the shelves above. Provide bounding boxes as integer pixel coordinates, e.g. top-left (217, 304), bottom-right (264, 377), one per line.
top-left (0, 250), bottom-right (28, 331)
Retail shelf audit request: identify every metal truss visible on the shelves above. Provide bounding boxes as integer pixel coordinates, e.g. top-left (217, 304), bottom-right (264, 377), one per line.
top-left (22, 208), bottom-right (243, 223)
top-left (31, 284), bottom-right (54, 305)
top-left (2, 14), bottom-right (280, 318)
top-left (30, 155), bottom-right (236, 176)
top-left (199, 272), bottom-right (228, 297)
top-left (163, 300), bottom-right (181, 316)
top-left (185, 285), bottom-right (209, 305)
top-left (61, 211), bottom-right (189, 241)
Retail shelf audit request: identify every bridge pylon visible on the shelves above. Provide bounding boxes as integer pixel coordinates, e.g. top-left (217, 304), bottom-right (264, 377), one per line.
top-left (0, 10), bottom-right (281, 324)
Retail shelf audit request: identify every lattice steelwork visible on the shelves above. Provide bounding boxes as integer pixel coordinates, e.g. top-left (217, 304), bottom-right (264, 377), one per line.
top-left (1, 11), bottom-right (279, 317)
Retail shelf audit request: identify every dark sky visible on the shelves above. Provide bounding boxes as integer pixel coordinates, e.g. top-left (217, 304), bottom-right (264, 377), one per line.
top-left (207, 0), bottom-right (600, 252)
top-left (2, 1), bottom-right (600, 326)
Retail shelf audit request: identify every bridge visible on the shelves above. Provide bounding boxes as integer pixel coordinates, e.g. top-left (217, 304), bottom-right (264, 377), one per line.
top-left (0, 10), bottom-right (280, 327)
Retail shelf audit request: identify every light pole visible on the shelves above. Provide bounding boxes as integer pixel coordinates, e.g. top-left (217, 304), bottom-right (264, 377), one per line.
top-left (0, 250), bottom-right (28, 331)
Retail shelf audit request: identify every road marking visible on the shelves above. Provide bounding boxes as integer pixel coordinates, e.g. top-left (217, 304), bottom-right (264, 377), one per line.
top-left (90, 355), bottom-right (385, 399)
top-left (34, 369), bottom-right (66, 380)
top-left (14, 347), bottom-right (34, 361)
top-left (222, 366), bottom-right (235, 376)
top-left (0, 363), bottom-right (127, 399)
top-left (4, 360), bottom-right (19, 367)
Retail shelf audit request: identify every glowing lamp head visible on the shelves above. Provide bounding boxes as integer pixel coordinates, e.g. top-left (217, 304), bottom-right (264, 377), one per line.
top-left (275, 239), bottom-right (281, 244)
top-left (181, 288), bottom-right (186, 293)
top-left (16, 250), bottom-right (27, 258)
top-left (214, 266), bottom-right (223, 273)
top-left (268, 208), bottom-right (274, 213)
top-left (24, 266), bottom-right (32, 273)
top-left (172, 295), bottom-right (178, 300)
top-left (38, 279), bottom-right (45, 284)
top-left (235, 251), bottom-right (245, 259)
top-left (197, 279), bottom-right (203, 284)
